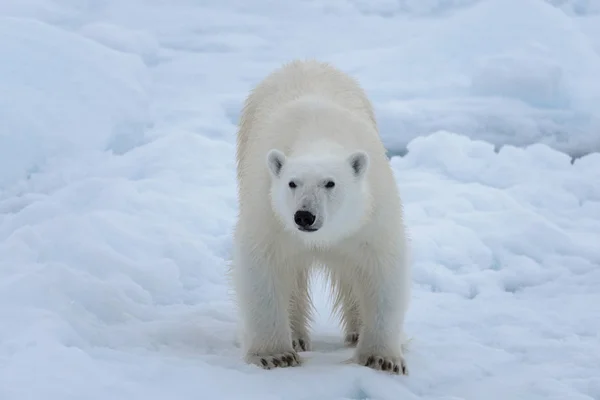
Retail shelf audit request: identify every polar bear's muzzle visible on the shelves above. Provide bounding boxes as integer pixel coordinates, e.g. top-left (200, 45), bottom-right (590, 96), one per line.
top-left (294, 210), bottom-right (320, 232)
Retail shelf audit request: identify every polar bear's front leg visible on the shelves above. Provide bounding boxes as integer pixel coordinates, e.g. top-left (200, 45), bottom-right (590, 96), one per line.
top-left (233, 244), bottom-right (300, 369)
top-left (354, 255), bottom-right (410, 375)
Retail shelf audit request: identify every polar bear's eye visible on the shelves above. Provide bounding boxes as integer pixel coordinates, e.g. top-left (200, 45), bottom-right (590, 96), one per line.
top-left (288, 181), bottom-right (297, 189)
top-left (325, 181), bottom-right (335, 189)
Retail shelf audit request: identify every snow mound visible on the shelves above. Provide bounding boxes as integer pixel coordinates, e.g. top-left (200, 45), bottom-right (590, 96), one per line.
top-left (397, 130), bottom-right (600, 300)
top-left (346, 0), bottom-right (480, 17)
top-left (547, 0), bottom-right (600, 15)
top-left (79, 22), bottom-right (160, 66)
top-left (0, 131), bottom-right (238, 398)
top-left (469, 46), bottom-right (568, 109)
top-left (331, 0), bottom-right (600, 157)
top-left (311, 0), bottom-right (600, 17)
top-left (387, 132), bottom-right (600, 399)
top-left (3, 0), bottom-right (598, 157)
top-left (0, 17), bottom-right (150, 190)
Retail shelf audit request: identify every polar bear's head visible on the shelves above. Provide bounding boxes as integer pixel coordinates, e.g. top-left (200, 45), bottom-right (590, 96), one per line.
top-left (266, 148), bottom-right (372, 243)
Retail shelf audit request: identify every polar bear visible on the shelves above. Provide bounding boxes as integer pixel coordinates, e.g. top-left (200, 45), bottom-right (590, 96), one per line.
top-left (231, 59), bottom-right (410, 375)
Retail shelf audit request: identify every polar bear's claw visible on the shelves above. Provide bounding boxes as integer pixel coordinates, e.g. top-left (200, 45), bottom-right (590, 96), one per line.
top-left (292, 337), bottom-right (311, 352)
top-left (359, 353), bottom-right (408, 375)
top-left (344, 332), bottom-right (359, 347)
top-left (247, 351), bottom-right (301, 369)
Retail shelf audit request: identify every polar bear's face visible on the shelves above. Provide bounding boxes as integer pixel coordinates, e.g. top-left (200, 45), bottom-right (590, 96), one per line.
top-left (266, 149), bottom-right (371, 243)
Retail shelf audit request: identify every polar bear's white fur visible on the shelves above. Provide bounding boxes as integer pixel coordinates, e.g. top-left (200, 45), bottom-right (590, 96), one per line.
top-left (231, 59), bottom-right (411, 374)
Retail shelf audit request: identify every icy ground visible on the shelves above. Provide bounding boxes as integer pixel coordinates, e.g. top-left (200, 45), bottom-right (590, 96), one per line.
top-left (1, 0), bottom-right (600, 399)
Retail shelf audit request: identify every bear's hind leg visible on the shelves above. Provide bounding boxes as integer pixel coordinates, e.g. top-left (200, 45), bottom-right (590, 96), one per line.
top-left (329, 270), bottom-right (362, 347)
top-left (341, 299), bottom-right (361, 347)
top-left (289, 267), bottom-right (313, 352)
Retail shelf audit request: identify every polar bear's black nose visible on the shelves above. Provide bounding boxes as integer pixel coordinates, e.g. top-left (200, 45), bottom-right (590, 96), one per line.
top-left (294, 210), bottom-right (316, 228)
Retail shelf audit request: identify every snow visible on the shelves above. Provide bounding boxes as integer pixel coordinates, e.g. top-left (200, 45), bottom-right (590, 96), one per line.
top-left (0, 0), bottom-right (599, 399)
top-left (0, 16), bottom-right (149, 188)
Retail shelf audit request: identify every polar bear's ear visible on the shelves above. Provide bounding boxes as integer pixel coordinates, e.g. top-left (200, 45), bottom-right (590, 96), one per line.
top-left (348, 151), bottom-right (369, 179)
top-left (266, 149), bottom-right (286, 178)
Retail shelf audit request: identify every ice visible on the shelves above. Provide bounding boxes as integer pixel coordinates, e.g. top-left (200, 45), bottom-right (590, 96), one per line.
top-left (1, 0), bottom-right (599, 399)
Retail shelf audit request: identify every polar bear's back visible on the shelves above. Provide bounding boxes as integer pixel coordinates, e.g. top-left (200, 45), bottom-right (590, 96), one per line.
top-left (236, 60), bottom-right (377, 174)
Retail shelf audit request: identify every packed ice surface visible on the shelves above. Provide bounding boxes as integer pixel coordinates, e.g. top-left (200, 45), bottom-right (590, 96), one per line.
top-left (1, 0), bottom-right (599, 399)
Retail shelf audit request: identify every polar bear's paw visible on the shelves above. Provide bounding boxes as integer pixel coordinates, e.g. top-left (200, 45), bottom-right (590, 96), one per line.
top-left (357, 352), bottom-right (408, 375)
top-left (292, 335), bottom-right (311, 352)
top-left (246, 351), bottom-right (301, 369)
